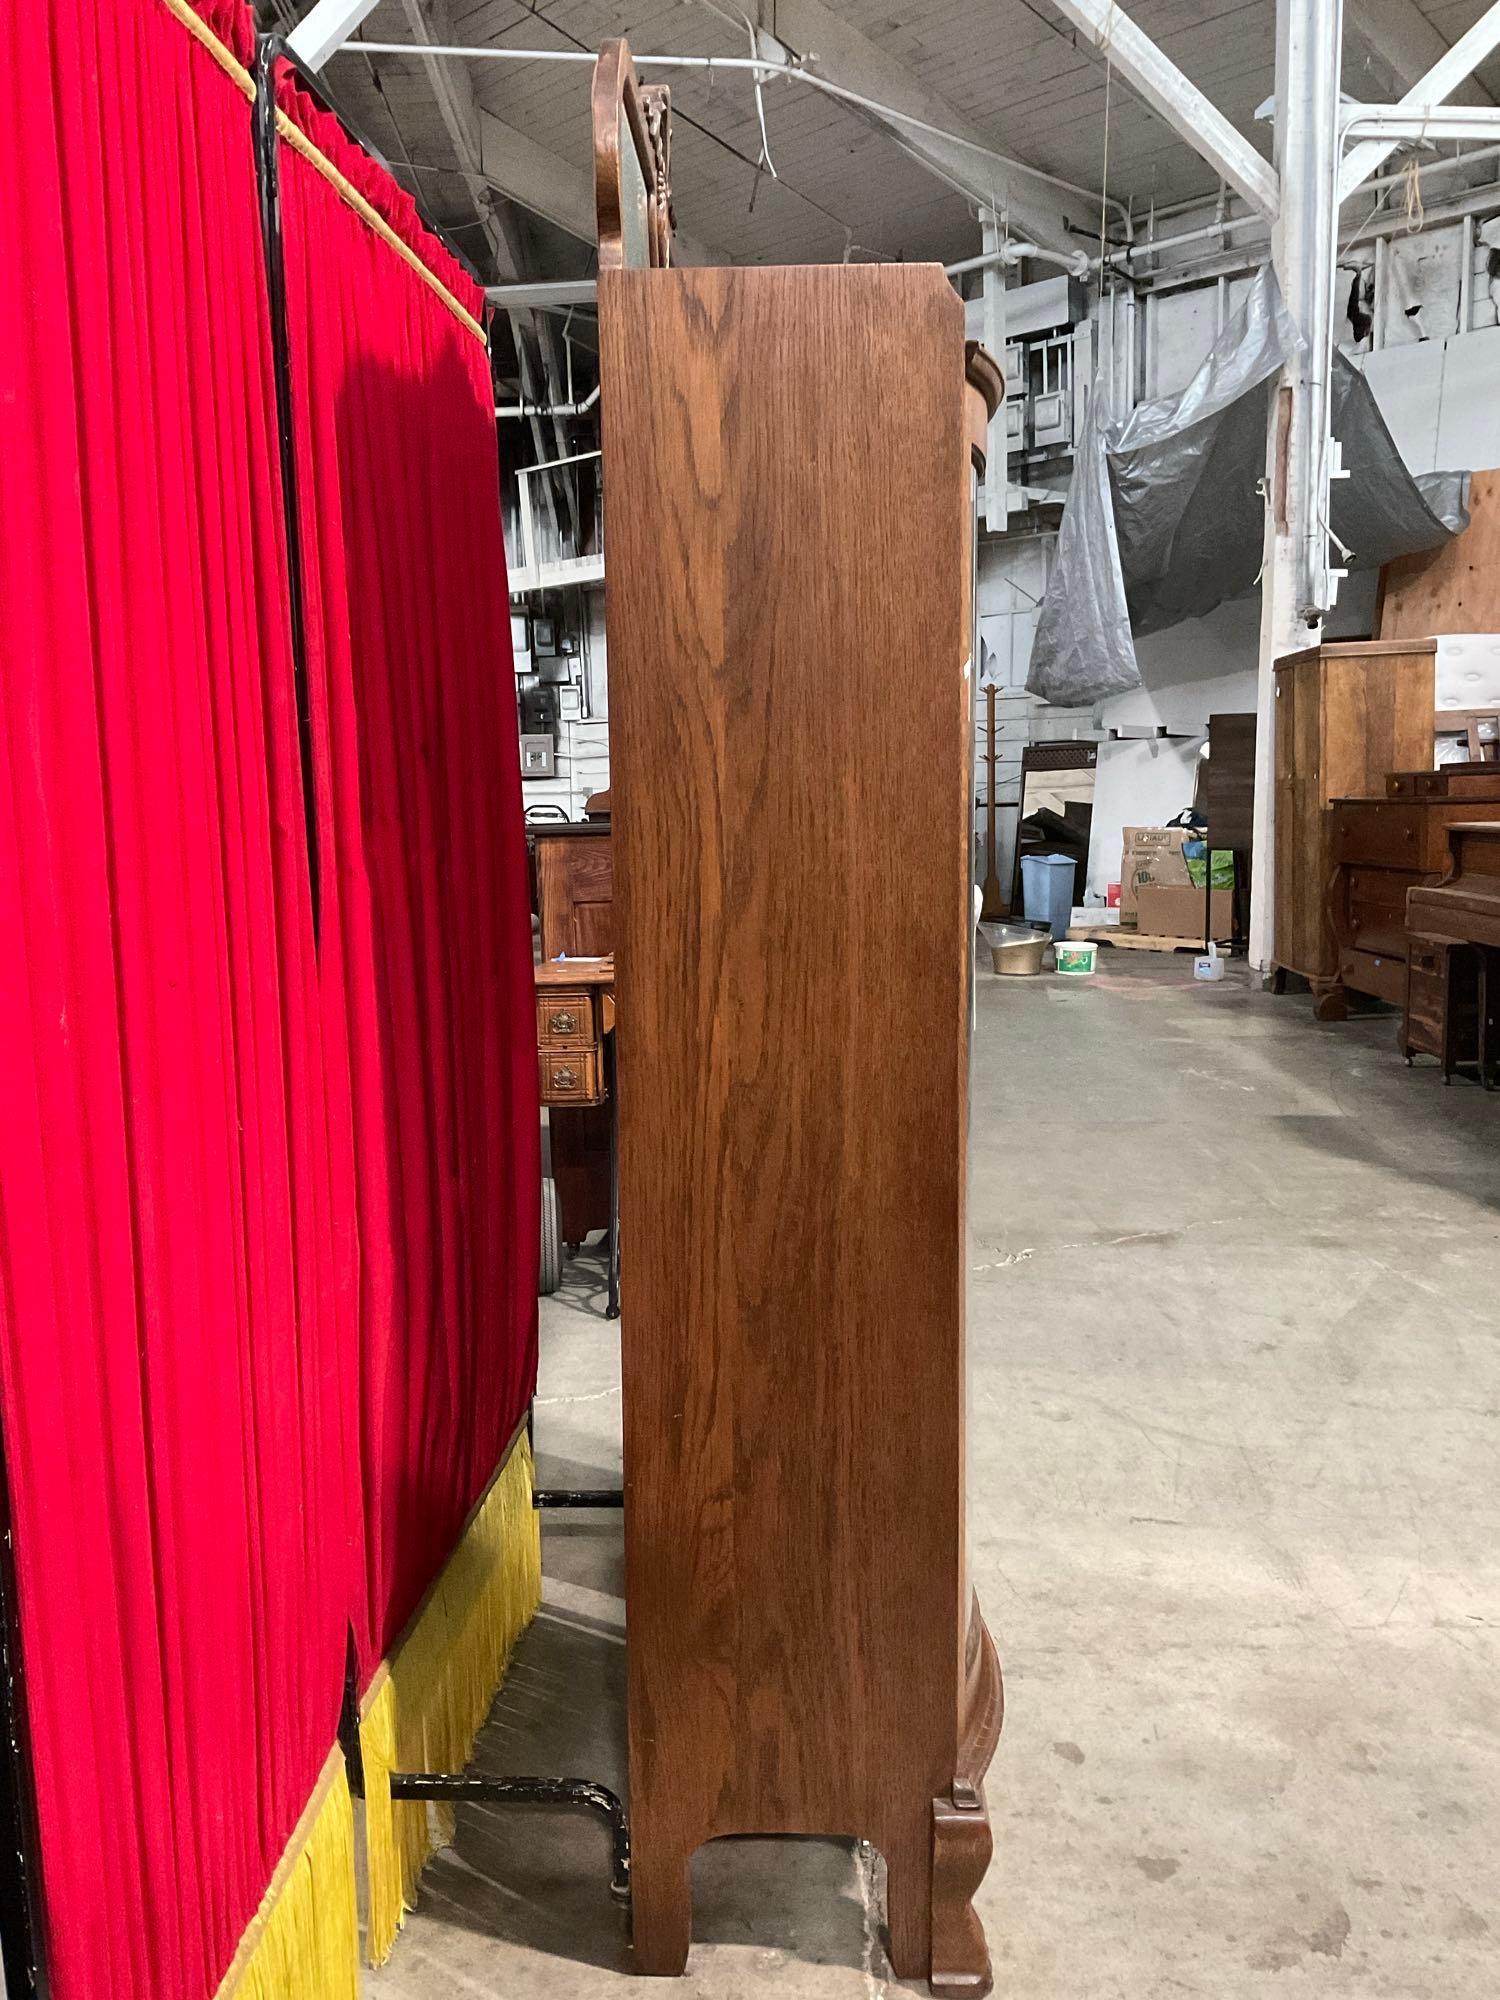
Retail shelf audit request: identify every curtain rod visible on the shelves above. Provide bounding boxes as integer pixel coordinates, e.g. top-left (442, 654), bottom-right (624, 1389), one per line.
top-left (151, 0), bottom-right (485, 338)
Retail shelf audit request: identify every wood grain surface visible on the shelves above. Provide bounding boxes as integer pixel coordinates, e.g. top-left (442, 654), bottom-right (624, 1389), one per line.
top-left (536, 828), bottom-right (614, 959)
top-left (1378, 468), bottom-right (1500, 638)
top-left (600, 262), bottom-right (987, 1983)
top-left (1273, 643), bottom-right (1436, 993)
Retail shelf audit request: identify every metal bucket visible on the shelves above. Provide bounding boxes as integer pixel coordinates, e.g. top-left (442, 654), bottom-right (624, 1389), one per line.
top-left (983, 921), bottom-right (1050, 976)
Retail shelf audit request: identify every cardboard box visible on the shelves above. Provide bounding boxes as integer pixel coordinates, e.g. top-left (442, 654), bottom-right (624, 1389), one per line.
top-left (1120, 827), bottom-right (1234, 928)
top-left (1135, 884), bottom-right (1232, 940)
top-left (1119, 826), bottom-right (1190, 928)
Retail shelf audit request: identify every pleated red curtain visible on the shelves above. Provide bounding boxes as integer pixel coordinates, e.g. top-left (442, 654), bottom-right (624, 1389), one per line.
top-left (0, 2), bottom-right (358, 1996)
top-left (274, 73), bottom-right (540, 1672)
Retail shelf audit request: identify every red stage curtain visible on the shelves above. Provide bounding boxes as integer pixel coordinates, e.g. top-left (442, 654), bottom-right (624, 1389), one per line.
top-left (274, 74), bottom-right (540, 1671)
top-left (0, 3), bottom-right (358, 1996)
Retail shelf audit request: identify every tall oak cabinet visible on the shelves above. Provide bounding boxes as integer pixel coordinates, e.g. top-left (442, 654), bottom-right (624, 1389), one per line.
top-left (593, 43), bottom-right (1003, 1996)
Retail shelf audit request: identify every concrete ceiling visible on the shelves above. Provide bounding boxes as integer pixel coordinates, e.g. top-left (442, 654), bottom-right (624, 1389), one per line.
top-left (268, 0), bottom-right (1500, 282)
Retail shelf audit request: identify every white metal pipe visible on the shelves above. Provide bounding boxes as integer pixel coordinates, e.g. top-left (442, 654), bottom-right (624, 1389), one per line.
top-left (1118, 139), bottom-right (1500, 267)
top-left (287, 0), bottom-right (382, 70)
top-left (979, 206), bottom-right (1008, 531)
top-left (1100, 211), bottom-right (1268, 268)
top-left (1361, 140), bottom-right (1500, 194)
top-left (339, 39), bottom-right (1133, 227)
top-left (945, 244), bottom-right (1091, 278)
top-left (1295, 0), bottom-right (1345, 619)
top-left (1137, 167), bottom-right (1500, 294)
top-left (1093, 139), bottom-right (1497, 274)
top-left (1340, 0), bottom-right (1500, 197)
top-left (945, 249), bottom-right (1024, 275)
top-left (496, 384), bottom-right (601, 420)
top-left (1343, 104), bottom-right (1500, 143)
top-left (347, 41), bottom-right (597, 61)
top-left (1249, 0), bottom-right (1344, 974)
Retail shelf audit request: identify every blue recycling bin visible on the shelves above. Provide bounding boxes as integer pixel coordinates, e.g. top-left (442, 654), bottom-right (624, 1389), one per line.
top-left (1020, 853), bottom-right (1077, 941)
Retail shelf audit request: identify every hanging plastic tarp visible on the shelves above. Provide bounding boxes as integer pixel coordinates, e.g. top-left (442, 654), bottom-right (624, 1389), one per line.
top-left (1027, 266), bottom-right (1469, 706)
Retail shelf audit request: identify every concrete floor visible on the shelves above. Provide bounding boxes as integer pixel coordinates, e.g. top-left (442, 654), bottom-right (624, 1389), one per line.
top-left (370, 955), bottom-right (1500, 1998)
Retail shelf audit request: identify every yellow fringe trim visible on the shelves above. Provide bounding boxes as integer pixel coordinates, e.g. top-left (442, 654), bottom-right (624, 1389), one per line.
top-left (360, 1433), bottom-right (542, 1965)
top-left (153, 0), bottom-right (488, 341)
top-left (214, 1749), bottom-right (359, 2000)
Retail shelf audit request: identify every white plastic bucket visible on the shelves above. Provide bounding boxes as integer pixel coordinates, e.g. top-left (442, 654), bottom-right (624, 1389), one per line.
top-left (1053, 940), bottom-right (1098, 976)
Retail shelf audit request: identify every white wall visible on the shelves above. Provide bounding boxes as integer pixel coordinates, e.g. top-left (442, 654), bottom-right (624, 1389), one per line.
top-left (1356, 324), bottom-right (1500, 475)
top-left (974, 535), bottom-right (1096, 896)
top-left (1002, 271), bottom-right (1500, 901)
top-left (1083, 598), bottom-right (1260, 900)
top-left (583, 584), bottom-right (608, 718)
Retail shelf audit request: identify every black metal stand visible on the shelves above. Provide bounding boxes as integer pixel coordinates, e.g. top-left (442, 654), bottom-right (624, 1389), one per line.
top-left (337, 1576), bottom-right (630, 1910)
top-left (252, 34), bottom-right (321, 942)
top-left (345, 1635), bottom-right (632, 1908)
top-left (604, 1028), bottom-right (621, 1319)
top-left (0, 1425), bottom-right (48, 1997)
top-left (533, 1488), bottom-right (624, 1509)
top-left (387, 1773), bottom-right (630, 1901)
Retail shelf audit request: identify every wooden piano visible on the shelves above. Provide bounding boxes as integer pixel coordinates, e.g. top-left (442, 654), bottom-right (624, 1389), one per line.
top-left (1403, 822), bottom-right (1500, 1085)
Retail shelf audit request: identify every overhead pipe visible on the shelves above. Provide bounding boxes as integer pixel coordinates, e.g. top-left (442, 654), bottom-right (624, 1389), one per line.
top-left (1098, 210), bottom-right (1268, 270)
top-left (1094, 139), bottom-right (1500, 283)
top-left (1118, 162), bottom-right (1500, 298)
top-left (338, 39), bottom-right (1135, 234)
top-left (945, 243), bottom-right (1092, 279)
top-left (496, 384), bottom-right (600, 421)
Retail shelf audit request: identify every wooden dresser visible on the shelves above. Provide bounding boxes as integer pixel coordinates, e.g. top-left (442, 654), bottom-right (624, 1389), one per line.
top-left (535, 958), bottom-right (611, 1108)
top-left (1329, 790), bottom-right (1500, 1004)
top-left (1273, 640), bottom-right (1435, 1016)
top-left (595, 41), bottom-right (1002, 1992)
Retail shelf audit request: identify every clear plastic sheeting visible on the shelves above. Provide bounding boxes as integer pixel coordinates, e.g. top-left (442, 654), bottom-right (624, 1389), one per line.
top-left (1028, 266), bottom-right (1469, 706)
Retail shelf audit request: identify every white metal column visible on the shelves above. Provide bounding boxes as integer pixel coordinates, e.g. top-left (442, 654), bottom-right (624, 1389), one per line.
top-left (1249, 0), bottom-right (1345, 972)
top-left (980, 209), bottom-right (1009, 534)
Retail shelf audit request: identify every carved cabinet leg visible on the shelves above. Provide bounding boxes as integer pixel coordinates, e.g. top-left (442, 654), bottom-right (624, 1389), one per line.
top-left (929, 1595), bottom-right (1002, 1995)
top-left (884, 1827), bottom-right (936, 1982)
top-left (930, 1791), bottom-right (994, 1997)
top-left (630, 1842), bottom-right (693, 1976)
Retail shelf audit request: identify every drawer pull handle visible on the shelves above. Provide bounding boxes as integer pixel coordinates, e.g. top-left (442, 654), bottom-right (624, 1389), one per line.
top-left (553, 1066), bottom-right (578, 1090)
top-left (550, 1010), bottom-right (579, 1034)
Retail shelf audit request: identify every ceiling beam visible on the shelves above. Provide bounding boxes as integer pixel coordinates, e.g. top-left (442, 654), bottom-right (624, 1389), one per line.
top-left (1045, 0), bottom-right (1280, 219)
top-left (285, 0), bottom-right (381, 70)
top-left (1344, 0), bottom-right (1492, 106)
top-left (396, 0), bottom-right (576, 533)
top-left (486, 279), bottom-right (599, 311)
top-left (478, 111), bottom-right (595, 245)
top-left (1339, 0), bottom-right (1500, 197)
top-left (476, 109), bottom-right (723, 267)
top-left (751, 0), bottom-right (1086, 256)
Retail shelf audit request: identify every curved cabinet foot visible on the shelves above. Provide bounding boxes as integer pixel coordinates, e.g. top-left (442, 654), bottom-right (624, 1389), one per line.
top-left (1313, 979), bottom-right (1349, 1022)
top-left (929, 1595), bottom-right (1002, 1996)
top-left (931, 1792), bottom-right (994, 1997)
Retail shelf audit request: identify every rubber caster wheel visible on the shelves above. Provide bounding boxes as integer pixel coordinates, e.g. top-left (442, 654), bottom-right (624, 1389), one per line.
top-left (539, 1175), bottom-right (562, 1296)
